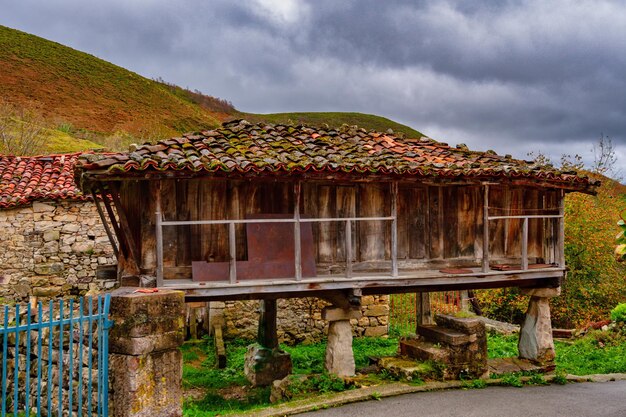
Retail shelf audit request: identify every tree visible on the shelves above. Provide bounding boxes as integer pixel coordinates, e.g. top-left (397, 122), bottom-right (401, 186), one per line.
top-left (0, 99), bottom-right (46, 155)
top-left (592, 134), bottom-right (620, 180)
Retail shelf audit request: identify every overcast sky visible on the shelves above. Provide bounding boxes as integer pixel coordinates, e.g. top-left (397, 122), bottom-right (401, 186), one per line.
top-left (2, 0), bottom-right (625, 176)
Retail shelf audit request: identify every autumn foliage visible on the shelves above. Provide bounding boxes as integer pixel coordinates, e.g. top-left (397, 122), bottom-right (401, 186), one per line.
top-left (477, 175), bottom-right (626, 328)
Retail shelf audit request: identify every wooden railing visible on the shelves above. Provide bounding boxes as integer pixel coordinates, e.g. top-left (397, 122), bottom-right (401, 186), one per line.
top-left (155, 182), bottom-right (399, 286)
top-left (482, 185), bottom-right (565, 273)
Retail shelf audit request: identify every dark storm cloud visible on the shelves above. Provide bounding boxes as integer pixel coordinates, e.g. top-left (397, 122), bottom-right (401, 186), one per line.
top-left (1, 0), bottom-right (625, 172)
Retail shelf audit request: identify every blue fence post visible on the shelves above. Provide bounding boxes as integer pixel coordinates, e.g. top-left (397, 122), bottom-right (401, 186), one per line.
top-left (2, 305), bottom-right (9, 417)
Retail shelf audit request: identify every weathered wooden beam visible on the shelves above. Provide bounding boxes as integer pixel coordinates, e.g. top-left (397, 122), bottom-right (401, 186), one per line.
top-left (109, 184), bottom-right (141, 266)
top-left (558, 189), bottom-right (565, 267)
top-left (155, 183), bottom-right (164, 287)
top-left (488, 214), bottom-right (563, 220)
top-left (416, 292), bottom-right (433, 326)
top-left (521, 217), bottom-right (529, 270)
top-left (100, 187), bottom-right (126, 255)
top-left (391, 181), bottom-right (399, 278)
top-left (258, 299), bottom-right (278, 349)
top-left (229, 222), bottom-right (237, 284)
top-left (82, 171), bottom-right (598, 194)
top-left (482, 185), bottom-right (490, 272)
top-left (294, 181), bottom-right (302, 281)
top-left (91, 189), bottom-right (119, 258)
top-left (345, 220), bottom-right (353, 278)
top-left (160, 215), bottom-right (394, 226)
top-left (174, 268), bottom-right (565, 300)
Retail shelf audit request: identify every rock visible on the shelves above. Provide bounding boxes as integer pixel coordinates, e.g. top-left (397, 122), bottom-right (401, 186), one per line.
top-left (71, 242), bottom-right (94, 253)
top-left (364, 326), bottom-right (387, 337)
top-left (33, 202), bottom-right (55, 213)
top-left (365, 304), bottom-right (389, 317)
top-left (244, 345), bottom-right (292, 387)
top-left (61, 224), bottom-right (81, 233)
top-left (518, 296), bottom-right (555, 363)
top-left (325, 320), bottom-right (355, 377)
top-left (33, 262), bottom-right (64, 275)
top-left (269, 375), bottom-right (307, 403)
top-left (43, 230), bottom-right (60, 242)
top-left (33, 286), bottom-right (61, 297)
top-left (520, 287), bottom-right (561, 298)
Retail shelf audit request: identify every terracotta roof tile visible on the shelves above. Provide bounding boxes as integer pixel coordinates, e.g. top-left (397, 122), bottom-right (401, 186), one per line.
top-left (75, 120), bottom-right (598, 191)
top-left (0, 153), bottom-right (87, 208)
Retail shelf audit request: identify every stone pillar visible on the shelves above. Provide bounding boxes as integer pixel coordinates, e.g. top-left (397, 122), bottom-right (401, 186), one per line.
top-left (244, 299), bottom-right (292, 386)
top-left (518, 287), bottom-right (560, 364)
top-left (108, 289), bottom-right (185, 417)
top-left (323, 307), bottom-right (361, 377)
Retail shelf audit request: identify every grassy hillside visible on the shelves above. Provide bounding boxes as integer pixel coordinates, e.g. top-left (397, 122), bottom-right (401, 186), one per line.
top-left (0, 25), bottom-right (220, 138)
top-left (0, 25), bottom-right (425, 154)
top-left (242, 112), bottom-right (424, 138)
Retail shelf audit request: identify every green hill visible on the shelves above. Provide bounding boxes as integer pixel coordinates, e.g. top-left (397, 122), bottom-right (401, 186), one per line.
top-left (0, 25), bottom-right (220, 138)
top-left (0, 25), bottom-right (425, 154)
top-left (241, 112), bottom-right (424, 138)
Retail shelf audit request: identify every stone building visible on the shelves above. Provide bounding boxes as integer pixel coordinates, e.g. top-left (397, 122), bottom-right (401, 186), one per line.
top-left (0, 153), bottom-right (117, 302)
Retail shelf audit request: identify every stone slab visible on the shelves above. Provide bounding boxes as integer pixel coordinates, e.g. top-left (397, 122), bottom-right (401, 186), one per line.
top-left (322, 307), bottom-right (362, 321)
top-left (520, 287), bottom-right (561, 298)
top-left (399, 339), bottom-right (449, 362)
top-left (416, 325), bottom-right (471, 346)
top-left (109, 330), bottom-right (185, 356)
top-left (434, 314), bottom-right (484, 335)
top-left (487, 357), bottom-right (552, 375)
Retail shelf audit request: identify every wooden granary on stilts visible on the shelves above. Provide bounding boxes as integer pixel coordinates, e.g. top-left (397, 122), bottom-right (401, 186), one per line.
top-left (75, 120), bottom-right (598, 379)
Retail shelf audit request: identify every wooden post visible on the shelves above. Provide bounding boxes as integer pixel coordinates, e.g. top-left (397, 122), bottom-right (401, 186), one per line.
top-left (155, 184), bottom-right (164, 287)
top-left (109, 185), bottom-right (141, 265)
top-left (558, 189), bottom-right (565, 267)
top-left (294, 181), bottom-right (302, 281)
top-left (482, 185), bottom-right (490, 273)
top-left (416, 292), bottom-right (432, 327)
top-left (229, 222), bottom-right (237, 284)
top-left (258, 299), bottom-right (278, 349)
top-left (521, 217), bottom-right (529, 270)
top-left (101, 189), bottom-right (125, 255)
top-left (391, 181), bottom-right (399, 278)
top-left (91, 188), bottom-right (119, 258)
top-left (345, 220), bottom-right (353, 278)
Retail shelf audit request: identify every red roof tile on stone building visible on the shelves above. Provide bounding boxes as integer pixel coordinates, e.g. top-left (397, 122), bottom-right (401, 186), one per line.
top-left (0, 153), bottom-right (86, 208)
top-left (76, 120), bottom-right (598, 193)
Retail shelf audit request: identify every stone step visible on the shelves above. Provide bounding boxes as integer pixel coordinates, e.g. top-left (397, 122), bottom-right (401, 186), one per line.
top-left (400, 339), bottom-right (449, 362)
top-left (416, 325), bottom-right (471, 346)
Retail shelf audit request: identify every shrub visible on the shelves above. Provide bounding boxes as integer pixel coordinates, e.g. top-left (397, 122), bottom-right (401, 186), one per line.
top-left (610, 303), bottom-right (626, 323)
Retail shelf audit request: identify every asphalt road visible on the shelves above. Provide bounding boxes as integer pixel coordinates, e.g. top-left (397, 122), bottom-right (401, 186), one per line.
top-left (299, 381), bottom-right (626, 417)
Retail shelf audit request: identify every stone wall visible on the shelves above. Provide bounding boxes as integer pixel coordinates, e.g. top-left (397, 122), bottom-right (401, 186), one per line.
top-left (0, 200), bottom-right (117, 302)
top-left (216, 295), bottom-right (390, 344)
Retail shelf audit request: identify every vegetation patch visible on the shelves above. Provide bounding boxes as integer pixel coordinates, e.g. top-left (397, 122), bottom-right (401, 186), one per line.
top-left (488, 329), bottom-right (626, 376)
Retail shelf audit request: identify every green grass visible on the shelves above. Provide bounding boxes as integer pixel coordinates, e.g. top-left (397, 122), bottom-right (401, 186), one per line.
top-left (182, 330), bottom-right (626, 415)
top-left (487, 329), bottom-right (626, 375)
top-left (241, 112), bottom-right (424, 139)
top-left (182, 337), bottom-right (398, 416)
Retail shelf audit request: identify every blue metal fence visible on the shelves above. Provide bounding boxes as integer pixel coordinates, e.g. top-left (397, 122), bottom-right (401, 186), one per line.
top-left (0, 295), bottom-right (112, 417)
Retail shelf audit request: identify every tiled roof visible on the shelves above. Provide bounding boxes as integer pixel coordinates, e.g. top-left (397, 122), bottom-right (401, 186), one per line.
top-left (76, 120), bottom-right (598, 191)
top-left (0, 153), bottom-right (86, 208)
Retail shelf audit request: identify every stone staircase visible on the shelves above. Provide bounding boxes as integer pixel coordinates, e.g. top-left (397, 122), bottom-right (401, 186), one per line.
top-left (399, 314), bottom-right (488, 380)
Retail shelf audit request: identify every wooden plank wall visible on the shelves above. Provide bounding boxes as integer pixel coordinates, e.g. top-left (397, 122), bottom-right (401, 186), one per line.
top-left (118, 180), bottom-right (559, 279)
